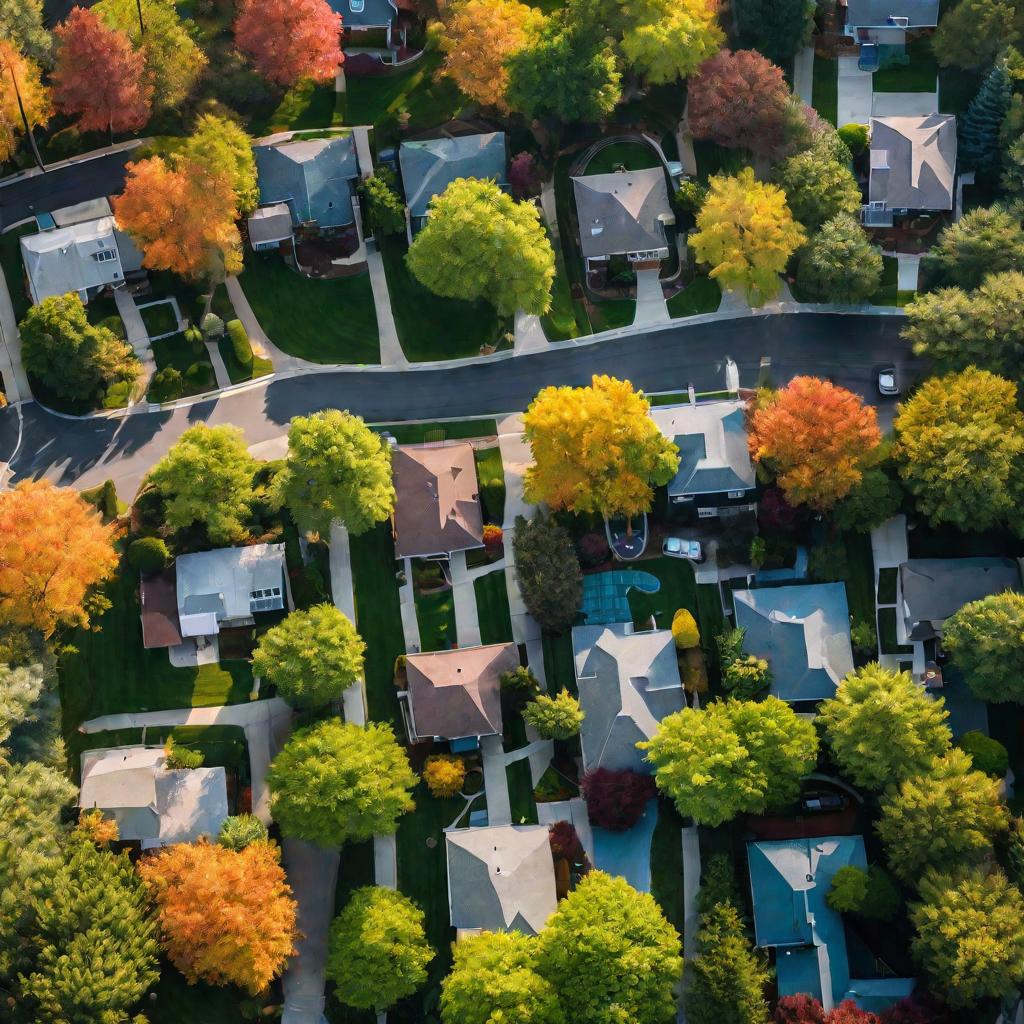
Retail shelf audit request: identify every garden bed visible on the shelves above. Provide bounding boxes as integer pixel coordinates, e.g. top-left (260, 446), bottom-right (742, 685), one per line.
top-left (148, 333), bottom-right (216, 399)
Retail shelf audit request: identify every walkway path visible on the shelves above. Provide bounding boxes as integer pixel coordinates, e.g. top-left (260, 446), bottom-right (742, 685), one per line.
top-left (206, 340), bottom-right (231, 389)
top-left (480, 734), bottom-right (513, 826)
top-left (225, 276), bottom-right (305, 372)
top-left (366, 246), bottom-right (408, 368)
top-left (352, 125), bottom-right (373, 180)
top-left (329, 521), bottom-right (366, 726)
top-left (793, 46), bottom-right (815, 106)
top-left (896, 253), bottom-right (920, 292)
top-left (113, 288), bottom-right (156, 391)
top-left (837, 54), bottom-right (873, 126)
top-left (633, 269), bottom-right (670, 327)
top-left (398, 557), bottom-right (422, 653)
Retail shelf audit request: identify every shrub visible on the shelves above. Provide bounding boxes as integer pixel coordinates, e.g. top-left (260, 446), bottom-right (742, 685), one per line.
top-left (127, 536), bottom-right (169, 574)
top-left (200, 312), bottom-right (225, 339)
top-left (522, 690), bottom-right (584, 739)
top-left (218, 814), bottom-right (269, 850)
top-left (97, 315), bottom-right (126, 339)
top-left (577, 531), bottom-right (610, 568)
top-left (226, 318), bottom-right (253, 367)
top-left (671, 608), bottom-right (700, 649)
top-left (184, 363), bottom-right (213, 390)
top-left (827, 864), bottom-right (869, 913)
top-left (165, 737), bottom-right (204, 769)
top-left (508, 150), bottom-right (541, 198)
top-left (422, 754), bottom-right (466, 797)
top-left (749, 535), bottom-right (766, 568)
top-left (723, 654), bottom-right (772, 697)
top-left (81, 478), bottom-right (120, 522)
top-left (103, 380), bottom-right (134, 408)
top-left (958, 730), bottom-right (1009, 778)
top-left (676, 178), bottom-right (709, 213)
top-left (482, 523), bottom-right (504, 551)
top-left (549, 820), bottom-right (586, 862)
top-left (838, 122), bottom-right (868, 154)
top-left (850, 619), bottom-right (877, 656)
top-left (500, 666), bottom-right (539, 693)
top-left (696, 853), bottom-right (740, 913)
top-left (581, 768), bottom-right (657, 830)
top-left (148, 367), bottom-right (183, 403)
top-left (184, 325), bottom-right (204, 351)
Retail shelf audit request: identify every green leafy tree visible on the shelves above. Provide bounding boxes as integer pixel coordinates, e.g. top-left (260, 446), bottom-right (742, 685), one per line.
top-left (826, 864), bottom-right (901, 920)
top-left (360, 167), bottom-right (406, 236)
top-left (252, 604), bottom-right (366, 707)
top-left (407, 178), bottom-right (555, 316)
top-left (641, 698), bottom-right (818, 826)
top-left (961, 61), bottom-right (1013, 179)
top-left (877, 749), bottom-right (1009, 882)
top-left (958, 730), bottom-right (1010, 778)
top-left (522, 689), bottom-right (584, 739)
top-left (830, 467), bottom-right (902, 533)
top-left (619, 0), bottom-right (724, 84)
top-left (327, 886), bottom-right (433, 1010)
top-left (910, 869), bottom-right (1024, 1007)
top-left (774, 134), bottom-right (861, 231)
top-left (273, 409), bottom-right (395, 538)
top-left (440, 930), bottom-right (564, 1024)
top-left (536, 871), bottom-right (682, 1024)
top-left (933, 0), bottom-right (1016, 70)
top-left (127, 536), bottom-right (169, 573)
top-left (734, 0), bottom-right (813, 62)
top-left (182, 113), bottom-right (259, 215)
top-left (944, 591), bottom-right (1024, 703)
top-left (796, 213), bottom-right (884, 304)
top-left (267, 721), bottom-right (416, 846)
top-left (716, 626), bottom-right (771, 698)
top-left (838, 123), bottom-right (869, 154)
top-left (218, 813), bottom-right (269, 850)
top-left (511, 512), bottom-right (583, 633)
top-left (0, 0), bottom-right (50, 62)
top-left (147, 423), bottom-right (257, 543)
top-left (818, 663), bottom-right (952, 791)
top-left (925, 208), bottom-right (1024, 289)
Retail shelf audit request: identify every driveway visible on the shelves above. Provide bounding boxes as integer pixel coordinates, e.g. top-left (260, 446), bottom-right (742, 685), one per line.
top-left (590, 798), bottom-right (659, 891)
top-left (838, 54), bottom-right (873, 126)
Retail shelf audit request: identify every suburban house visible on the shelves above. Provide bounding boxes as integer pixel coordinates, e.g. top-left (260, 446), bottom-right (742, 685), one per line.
top-left (900, 557), bottom-right (1022, 641)
top-left (445, 824), bottom-right (558, 936)
top-left (732, 583), bottom-right (855, 703)
top-left (652, 400), bottom-right (758, 519)
top-left (400, 642), bottom-right (520, 751)
top-left (864, 114), bottom-right (957, 227)
top-left (843, 0), bottom-right (939, 39)
top-left (330, 0), bottom-right (398, 36)
top-left (571, 167), bottom-right (674, 272)
top-left (571, 623), bottom-right (684, 775)
top-left (246, 202), bottom-right (294, 253)
top-left (398, 132), bottom-right (507, 239)
top-left (391, 442), bottom-right (484, 560)
top-left (79, 746), bottom-right (229, 848)
top-left (748, 837), bottom-right (915, 1013)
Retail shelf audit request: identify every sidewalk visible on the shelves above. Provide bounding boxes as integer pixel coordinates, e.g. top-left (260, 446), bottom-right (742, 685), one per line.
top-left (793, 46), bottom-right (815, 106)
top-left (0, 244), bottom-right (27, 402)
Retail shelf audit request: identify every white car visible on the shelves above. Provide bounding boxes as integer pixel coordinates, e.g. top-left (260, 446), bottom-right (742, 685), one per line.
top-left (877, 366), bottom-right (900, 396)
top-left (663, 537), bottom-right (703, 562)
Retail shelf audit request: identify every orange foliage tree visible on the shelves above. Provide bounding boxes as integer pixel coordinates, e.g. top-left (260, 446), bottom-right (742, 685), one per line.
top-left (0, 39), bottom-right (51, 163)
top-left (138, 839), bottom-right (298, 994)
top-left (52, 7), bottom-right (152, 134)
top-left (748, 377), bottom-right (882, 511)
top-left (235, 0), bottom-right (343, 87)
top-left (113, 155), bottom-right (242, 280)
top-left (0, 479), bottom-right (118, 636)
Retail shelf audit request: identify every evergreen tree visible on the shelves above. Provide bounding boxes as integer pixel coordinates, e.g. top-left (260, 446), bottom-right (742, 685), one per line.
top-left (962, 60), bottom-right (1012, 179)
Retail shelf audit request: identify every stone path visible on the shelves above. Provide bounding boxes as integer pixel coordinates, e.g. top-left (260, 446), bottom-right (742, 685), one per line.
top-left (793, 45), bottom-right (815, 106)
top-left (113, 287), bottom-right (156, 392)
top-left (633, 269), bottom-right (670, 327)
top-left (480, 734), bottom-right (513, 826)
top-left (837, 54), bottom-right (873, 126)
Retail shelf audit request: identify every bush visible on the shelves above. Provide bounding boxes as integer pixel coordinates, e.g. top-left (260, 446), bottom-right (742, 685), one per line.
top-left (218, 814), bottom-right (269, 850)
top-left (696, 853), bottom-right (740, 914)
top-left (200, 312), bottom-right (225, 339)
top-left (676, 178), bottom-right (709, 213)
top-left (958, 730), bottom-right (1009, 778)
top-left (581, 768), bottom-right (656, 830)
top-left (81, 479), bottom-right (120, 522)
top-left (838, 122), bottom-right (869, 155)
top-left (671, 608), bottom-right (700, 649)
top-left (165, 737), bottom-right (204, 769)
top-left (827, 864), bottom-right (868, 913)
top-left (549, 820), bottom-right (588, 865)
top-left (500, 666), bottom-right (539, 693)
top-left (103, 380), bottom-right (134, 408)
top-left (422, 754), bottom-right (466, 797)
top-left (149, 366), bottom-right (183, 403)
top-left (577, 531), bottom-right (610, 568)
top-left (482, 523), bottom-right (504, 551)
top-left (723, 654), bottom-right (771, 698)
top-left (522, 689), bottom-right (584, 739)
top-left (226, 318), bottom-right (252, 367)
top-left (850, 619), bottom-right (877, 657)
top-left (749, 535), bottom-right (766, 568)
top-left (97, 315), bottom-right (126, 340)
top-left (184, 325), bottom-right (204, 351)
top-left (127, 536), bottom-right (169, 574)
top-left (184, 363), bottom-right (213, 390)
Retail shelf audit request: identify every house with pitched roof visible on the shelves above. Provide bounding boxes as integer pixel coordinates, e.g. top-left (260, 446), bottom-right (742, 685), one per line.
top-left (843, 0), bottom-right (939, 40)
top-left (446, 824), bottom-right (558, 936)
top-left (330, 0), bottom-right (398, 35)
top-left (571, 623), bottom-right (684, 774)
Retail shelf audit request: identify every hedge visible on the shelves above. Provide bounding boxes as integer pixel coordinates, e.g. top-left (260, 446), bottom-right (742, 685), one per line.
top-left (226, 318), bottom-right (252, 367)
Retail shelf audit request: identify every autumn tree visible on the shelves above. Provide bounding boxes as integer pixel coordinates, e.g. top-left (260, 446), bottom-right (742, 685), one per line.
top-left (818, 663), bottom-right (952, 791)
top-left (619, 0), bottom-right (724, 85)
top-left (933, 0), bottom-right (1014, 70)
top-left (407, 178), bottom-right (555, 316)
top-left (139, 839), bottom-right (297, 993)
top-left (511, 511), bottom-right (583, 633)
top-left (52, 7), bottom-right (151, 134)
top-left (734, 0), bottom-right (813, 63)
top-left (523, 375), bottom-right (679, 522)
top-left (925, 207), bottom-right (1024, 290)
top-left (944, 592), bottom-right (1024, 703)
top-left (672, 608), bottom-right (700, 648)
top-left (235, 0), bottom-right (342, 86)
top-left (268, 721), bottom-right (416, 846)
top-left (441, 0), bottom-right (546, 110)
top-left (0, 0), bottom-right (50, 62)
top-left (775, 133), bottom-right (861, 230)
top-left (273, 409), bottom-right (394, 538)
top-left (146, 423), bottom-right (257, 543)
top-left (0, 40), bottom-right (50, 164)
top-left (523, 689), bottom-right (584, 739)
top-left (423, 754), bottom-right (466, 797)
top-left (252, 604), bottom-right (365, 707)
top-left (797, 212), bottom-right (884, 304)
top-left (748, 377), bottom-right (881, 510)
top-left (182, 113), bottom-right (259, 216)
top-left (327, 886), bottom-right (433, 1010)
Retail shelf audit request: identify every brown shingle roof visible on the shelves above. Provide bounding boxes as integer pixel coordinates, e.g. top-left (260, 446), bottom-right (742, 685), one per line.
top-left (392, 443), bottom-right (484, 558)
top-left (140, 569), bottom-right (182, 649)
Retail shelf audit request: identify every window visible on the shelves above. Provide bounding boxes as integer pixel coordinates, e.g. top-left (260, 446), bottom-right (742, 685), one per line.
top-left (727, 490), bottom-right (746, 499)
top-left (93, 249), bottom-right (117, 263)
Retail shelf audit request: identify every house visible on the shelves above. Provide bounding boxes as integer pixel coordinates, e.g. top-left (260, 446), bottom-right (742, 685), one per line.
top-left (254, 134), bottom-right (360, 232)
top-left (398, 132), bottom-right (507, 237)
top-left (400, 642), bottom-right (519, 751)
top-left (246, 202), bottom-right (294, 252)
top-left (732, 583), bottom-right (855, 703)
top-left (843, 0), bottom-right (939, 39)
top-left (571, 168), bottom-right (674, 272)
top-left (20, 215), bottom-right (144, 305)
top-left (391, 442), bottom-right (484, 559)
top-left (748, 836), bottom-right (915, 1013)
top-left (445, 824), bottom-right (558, 936)
top-left (79, 746), bottom-right (229, 848)
top-left (330, 0), bottom-right (399, 37)
top-left (900, 557), bottom-right (1021, 641)
top-left (865, 114), bottom-right (957, 227)
top-left (653, 400), bottom-right (757, 518)
top-left (571, 623), bottom-right (684, 775)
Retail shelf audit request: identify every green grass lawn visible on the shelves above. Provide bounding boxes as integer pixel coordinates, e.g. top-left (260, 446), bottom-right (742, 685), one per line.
top-left (375, 419), bottom-right (498, 443)
top-left (415, 585), bottom-right (456, 652)
top-left (506, 755), bottom-right (539, 824)
top-left (667, 277), bottom-right (721, 318)
top-left (474, 570), bottom-right (513, 646)
top-left (474, 446), bottom-right (506, 525)
top-left (872, 37), bottom-right (938, 93)
top-left (542, 631), bottom-right (576, 697)
top-left (627, 556), bottom-right (698, 630)
top-left (878, 607), bottom-right (913, 655)
top-left (649, 798), bottom-right (685, 938)
top-left (812, 54), bottom-right (839, 126)
top-left (139, 301), bottom-right (179, 337)
top-left (695, 582), bottom-right (726, 655)
top-left (871, 256), bottom-right (900, 306)
top-left (148, 334), bottom-right (216, 398)
top-left (249, 78), bottom-right (343, 137)
top-left (584, 142), bottom-right (661, 175)
top-left (541, 226), bottom-right (590, 341)
top-left (877, 566), bottom-right (898, 605)
top-left (217, 334), bottom-right (274, 384)
top-left (239, 250), bottom-right (380, 363)
top-left (0, 224), bottom-right (34, 324)
top-left (590, 298), bottom-right (636, 332)
top-left (841, 531), bottom-right (877, 630)
top-left (148, 965), bottom-right (252, 1024)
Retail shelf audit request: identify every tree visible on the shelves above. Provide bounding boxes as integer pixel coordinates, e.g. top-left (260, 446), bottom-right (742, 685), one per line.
top-left (877, 749), bottom-right (1008, 881)
top-left (218, 814), bottom-right (269, 850)
top-left (268, 721), bottom-right (416, 846)
top-left (641, 698), bottom-right (818, 825)
top-left (775, 134), bottom-right (861, 231)
top-left (619, 0), bottom-right (724, 85)
top-left (95, 0), bottom-right (206, 107)
top-left (0, 480), bottom-right (118, 636)
top-left (734, 0), bottom-right (813, 62)
top-left (830, 467), bottom-right (902, 533)
top-left (910, 869), bottom-right (1024, 1006)
top-left (961, 61), bottom-right (1013, 179)
top-left (273, 409), bottom-right (395, 538)
top-left (672, 608), bottom-right (700, 648)
top-left (797, 213), bottom-right (883, 304)
top-left (20, 292), bottom-right (139, 404)
top-left (235, 0), bottom-right (342, 86)
top-left (716, 626), bottom-right (771, 698)
top-left (0, 0), bottom-right (50, 63)
top-left (749, 376), bottom-right (881, 510)
top-left (52, 7), bottom-right (151, 134)
top-left (146, 423), bottom-right (257, 543)
top-left (327, 886), bottom-right (433, 1010)
top-left (776, 996), bottom-right (826, 1024)
top-left (537, 871), bottom-right (682, 1024)
top-left (924, 208), bottom-right (1024, 290)
top-left (818, 663), bottom-right (952, 791)
top-left (827, 865), bottom-right (871, 913)
top-left (182, 113), bottom-right (259, 216)
top-left (933, 0), bottom-right (1015, 70)
top-left (944, 591), bottom-right (1024, 703)
top-left (958, 730), bottom-right (1009, 777)
top-left (423, 754), bottom-right (466, 797)
top-left (407, 178), bottom-right (554, 316)
top-left (582, 769), bottom-right (657, 830)
top-left (688, 49), bottom-right (792, 157)
top-left (838, 123), bottom-right (869, 154)
top-left (509, 150), bottom-right (540, 198)
top-left (440, 930), bottom-right (563, 1024)
top-left (0, 40), bottom-right (50, 164)
top-left (359, 167), bottom-right (406, 236)
top-left (441, 0), bottom-right (545, 110)
top-left (894, 367), bottom-right (1024, 532)
top-left (139, 838), bottom-right (297, 993)
top-left (523, 375), bottom-right (679, 521)
top-left (523, 689), bottom-right (584, 739)
top-left (0, 661), bottom-right (45, 750)
top-left (511, 512), bottom-right (583, 633)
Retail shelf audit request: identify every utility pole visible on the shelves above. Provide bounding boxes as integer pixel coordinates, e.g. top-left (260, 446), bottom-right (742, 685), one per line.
top-left (7, 60), bottom-right (44, 174)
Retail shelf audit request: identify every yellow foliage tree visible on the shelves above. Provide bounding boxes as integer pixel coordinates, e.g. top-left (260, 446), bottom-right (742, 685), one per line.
top-left (620, 0), bottom-right (724, 84)
top-left (671, 608), bottom-right (700, 649)
top-left (523, 375), bottom-right (680, 524)
top-left (441, 0), bottom-right (546, 111)
top-left (77, 808), bottom-right (120, 845)
top-left (0, 39), bottom-right (51, 163)
top-left (690, 167), bottom-right (806, 306)
top-left (423, 754), bottom-right (466, 797)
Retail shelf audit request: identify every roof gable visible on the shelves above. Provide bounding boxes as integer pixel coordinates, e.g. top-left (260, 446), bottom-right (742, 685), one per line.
top-left (21, 216), bottom-right (128, 304)
top-left (399, 132), bottom-right (507, 219)
top-left (571, 168), bottom-right (672, 259)
top-left (868, 114), bottom-right (957, 211)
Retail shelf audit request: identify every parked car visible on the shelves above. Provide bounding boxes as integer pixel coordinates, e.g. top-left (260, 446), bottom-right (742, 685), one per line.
top-left (877, 366), bottom-right (900, 396)
top-left (800, 791), bottom-right (847, 814)
top-left (663, 537), bottom-right (703, 562)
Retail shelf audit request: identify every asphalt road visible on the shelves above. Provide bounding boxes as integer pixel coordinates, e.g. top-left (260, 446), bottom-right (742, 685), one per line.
top-left (0, 312), bottom-right (919, 498)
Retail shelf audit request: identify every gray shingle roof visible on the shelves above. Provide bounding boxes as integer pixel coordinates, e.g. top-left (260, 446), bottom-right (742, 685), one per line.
top-left (327, 0), bottom-right (396, 28)
top-left (399, 133), bottom-right (507, 220)
top-left (247, 202), bottom-right (294, 246)
top-left (571, 168), bottom-right (672, 259)
top-left (869, 115), bottom-right (957, 211)
top-left (845, 0), bottom-right (939, 27)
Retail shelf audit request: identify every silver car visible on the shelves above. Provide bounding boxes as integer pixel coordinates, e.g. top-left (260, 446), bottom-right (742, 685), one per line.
top-left (663, 537), bottom-right (703, 562)
top-left (878, 366), bottom-right (899, 396)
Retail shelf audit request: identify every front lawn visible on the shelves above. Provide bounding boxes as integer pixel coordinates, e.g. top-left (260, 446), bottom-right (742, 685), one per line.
top-left (812, 54), bottom-right (839, 126)
top-left (375, 419), bottom-right (498, 444)
top-left (584, 141), bottom-right (661, 175)
top-left (249, 78), bottom-right (343, 137)
top-left (474, 570), bottom-right (514, 646)
top-left (0, 224), bottom-right (33, 324)
top-left (649, 798), bottom-right (685, 938)
top-left (872, 37), bottom-right (938, 94)
top-left (542, 631), bottom-right (576, 697)
top-left (239, 250), bottom-right (380, 364)
top-left (541, 226), bottom-right (590, 341)
top-left (667, 277), bottom-right (721, 318)
top-left (415, 584), bottom-right (456, 652)
top-left (474, 446), bottom-right (506, 525)
top-left (627, 556), bottom-right (698, 630)
top-left (506, 756), bottom-right (539, 824)
top-left (139, 301), bottom-right (179, 338)
top-left (590, 298), bottom-right (636, 332)
top-left (217, 335), bottom-right (274, 384)
top-left (148, 333), bottom-right (216, 399)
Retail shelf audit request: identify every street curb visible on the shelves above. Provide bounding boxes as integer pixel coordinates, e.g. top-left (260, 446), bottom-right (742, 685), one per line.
top-left (0, 138), bottom-right (150, 191)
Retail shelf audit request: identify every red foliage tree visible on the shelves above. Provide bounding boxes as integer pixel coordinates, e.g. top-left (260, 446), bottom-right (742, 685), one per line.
top-left (549, 820), bottom-right (586, 862)
top-left (508, 151), bottom-right (540, 198)
top-left (688, 48), bottom-right (791, 157)
top-left (235, 0), bottom-right (344, 87)
top-left (52, 6), bottom-right (152, 134)
top-left (483, 523), bottom-right (504, 551)
top-left (828, 1002), bottom-right (878, 1024)
top-left (879, 995), bottom-right (949, 1024)
top-left (776, 995), bottom-right (826, 1024)
top-left (758, 486), bottom-right (807, 535)
top-left (581, 769), bottom-right (657, 831)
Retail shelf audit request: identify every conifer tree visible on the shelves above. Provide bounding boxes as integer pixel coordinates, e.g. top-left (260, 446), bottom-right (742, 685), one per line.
top-left (962, 59), bottom-right (1012, 179)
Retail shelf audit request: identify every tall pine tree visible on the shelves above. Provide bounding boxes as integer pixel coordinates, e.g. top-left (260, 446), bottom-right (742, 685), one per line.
top-left (962, 59), bottom-right (1012, 179)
